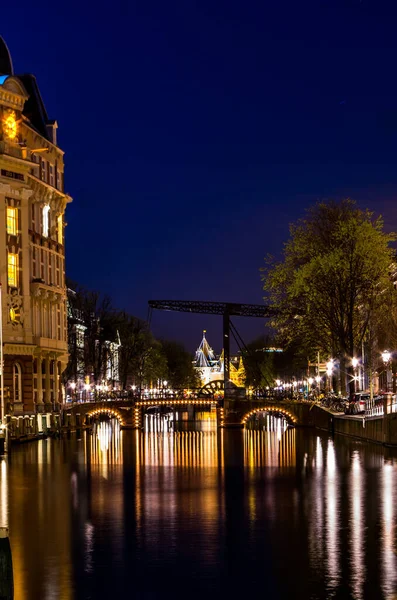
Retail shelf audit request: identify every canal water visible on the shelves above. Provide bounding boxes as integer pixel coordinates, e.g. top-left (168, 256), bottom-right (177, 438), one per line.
top-left (1, 419), bottom-right (397, 599)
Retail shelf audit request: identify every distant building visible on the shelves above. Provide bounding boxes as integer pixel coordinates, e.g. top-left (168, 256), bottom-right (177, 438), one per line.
top-left (66, 288), bottom-right (121, 400)
top-left (0, 38), bottom-right (71, 415)
top-left (194, 330), bottom-right (246, 388)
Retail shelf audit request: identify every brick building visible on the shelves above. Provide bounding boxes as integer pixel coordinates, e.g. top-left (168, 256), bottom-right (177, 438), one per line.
top-left (0, 37), bottom-right (71, 415)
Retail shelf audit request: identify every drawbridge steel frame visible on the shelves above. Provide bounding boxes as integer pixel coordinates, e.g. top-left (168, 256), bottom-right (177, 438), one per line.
top-left (148, 300), bottom-right (276, 399)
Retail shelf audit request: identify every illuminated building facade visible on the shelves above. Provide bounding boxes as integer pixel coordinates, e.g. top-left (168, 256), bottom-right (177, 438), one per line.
top-left (0, 38), bottom-right (71, 414)
top-left (194, 330), bottom-right (245, 387)
top-left (66, 288), bottom-right (121, 400)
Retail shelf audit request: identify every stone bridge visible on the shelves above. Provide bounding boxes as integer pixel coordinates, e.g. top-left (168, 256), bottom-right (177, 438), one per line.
top-left (62, 397), bottom-right (318, 430)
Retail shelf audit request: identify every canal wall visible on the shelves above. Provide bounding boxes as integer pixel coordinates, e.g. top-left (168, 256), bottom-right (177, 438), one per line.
top-left (308, 403), bottom-right (397, 447)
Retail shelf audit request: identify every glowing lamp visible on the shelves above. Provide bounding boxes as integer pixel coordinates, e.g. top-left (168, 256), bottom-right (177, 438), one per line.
top-left (382, 350), bottom-right (391, 364)
top-left (326, 359), bottom-right (334, 377)
top-left (3, 110), bottom-right (17, 141)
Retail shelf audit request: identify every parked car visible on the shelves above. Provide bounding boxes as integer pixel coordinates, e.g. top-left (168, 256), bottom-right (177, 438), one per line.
top-left (345, 392), bottom-right (370, 415)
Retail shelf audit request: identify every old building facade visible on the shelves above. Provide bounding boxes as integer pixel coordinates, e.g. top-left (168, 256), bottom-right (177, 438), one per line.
top-left (0, 38), bottom-right (71, 415)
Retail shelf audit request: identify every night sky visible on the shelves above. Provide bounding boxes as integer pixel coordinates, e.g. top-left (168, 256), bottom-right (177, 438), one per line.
top-left (4, 1), bottom-right (397, 352)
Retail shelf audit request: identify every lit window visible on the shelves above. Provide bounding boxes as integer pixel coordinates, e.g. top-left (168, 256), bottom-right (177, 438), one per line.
top-left (42, 205), bottom-right (50, 237)
top-left (13, 363), bottom-right (22, 402)
top-left (7, 253), bottom-right (18, 287)
top-left (6, 206), bottom-right (17, 235)
top-left (57, 214), bottom-right (63, 244)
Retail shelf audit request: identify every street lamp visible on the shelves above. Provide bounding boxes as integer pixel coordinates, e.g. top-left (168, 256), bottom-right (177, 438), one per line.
top-left (326, 359), bottom-right (333, 393)
top-left (70, 381), bottom-right (76, 403)
top-left (382, 350), bottom-right (391, 364)
top-left (352, 357), bottom-right (359, 393)
top-left (84, 383), bottom-right (90, 402)
top-left (382, 350), bottom-right (392, 392)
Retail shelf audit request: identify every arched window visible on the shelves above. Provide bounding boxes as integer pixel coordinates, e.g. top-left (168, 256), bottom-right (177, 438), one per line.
top-left (13, 363), bottom-right (22, 403)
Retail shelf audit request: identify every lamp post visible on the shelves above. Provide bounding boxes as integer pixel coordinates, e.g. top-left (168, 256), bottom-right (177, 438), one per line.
top-left (84, 383), bottom-right (90, 403)
top-left (381, 350), bottom-right (392, 392)
top-left (70, 381), bottom-right (76, 403)
top-left (315, 375), bottom-right (321, 399)
top-left (326, 359), bottom-right (333, 393)
top-left (0, 284), bottom-right (4, 425)
top-left (352, 357), bottom-right (359, 393)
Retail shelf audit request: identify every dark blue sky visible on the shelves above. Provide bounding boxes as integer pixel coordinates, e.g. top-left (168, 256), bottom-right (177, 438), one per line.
top-left (4, 0), bottom-right (397, 351)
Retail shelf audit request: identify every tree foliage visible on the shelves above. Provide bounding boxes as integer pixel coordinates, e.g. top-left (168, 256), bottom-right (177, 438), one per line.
top-left (64, 279), bottom-right (118, 386)
top-left (243, 336), bottom-right (307, 389)
top-left (66, 280), bottom-right (197, 390)
top-left (117, 312), bottom-right (161, 389)
top-left (262, 199), bottom-right (397, 394)
top-left (160, 340), bottom-right (200, 389)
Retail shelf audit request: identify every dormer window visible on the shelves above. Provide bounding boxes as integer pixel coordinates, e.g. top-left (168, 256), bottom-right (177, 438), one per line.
top-left (42, 204), bottom-right (50, 237)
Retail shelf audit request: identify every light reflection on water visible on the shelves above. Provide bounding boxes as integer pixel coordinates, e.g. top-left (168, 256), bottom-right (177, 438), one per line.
top-left (1, 419), bottom-right (397, 599)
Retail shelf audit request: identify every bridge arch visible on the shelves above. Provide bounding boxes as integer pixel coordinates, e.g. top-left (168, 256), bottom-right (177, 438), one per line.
top-left (86, 407), bottom-right (125, 426)
top-left (241, 406), bottom-right (297, 428)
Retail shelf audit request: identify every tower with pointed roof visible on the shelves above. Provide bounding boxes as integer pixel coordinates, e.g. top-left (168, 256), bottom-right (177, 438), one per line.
top-left (194, 330), bottom-right (246, 388)
top-left (0, 37), bottom-right (71, 417)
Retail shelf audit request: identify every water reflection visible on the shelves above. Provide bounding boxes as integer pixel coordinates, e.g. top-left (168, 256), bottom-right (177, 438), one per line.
top-left (3, 422), bottom-right (397, 599)
top-left (325, 440), bottom-right (340, 594)
top-left (382, 463), bottom-right (397, 599)
top-left (350, 452), bottom-right (365, 600)
top-left (144, 410), bottom-right (217, 433)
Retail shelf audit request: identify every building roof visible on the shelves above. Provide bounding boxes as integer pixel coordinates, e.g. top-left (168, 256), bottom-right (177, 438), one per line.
top-left (0, 36), bottom-right (52, 142)
top-left (18, 73), bottom-right (50, 140)
top-left (194, 330), bottom-right (216, 368)
top-left (0, 37), bottom-right (13, 76)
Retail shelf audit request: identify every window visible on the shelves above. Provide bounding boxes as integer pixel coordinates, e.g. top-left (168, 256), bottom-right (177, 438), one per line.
top-left (56, 170), bottom-right (63, 192)
top-left (41, 159), bottom-right (47, 182)
top-left (42, 205), bottom-right (50, 237)
top-left (7, 253), bottom-right (18, 288)
top-left (49, 165), bottom-right (54, 187)
top-left (57, 214), bottom-right (63, 244)
top-left (6, 206), bottom-right (17, 235)
top-left (13, 363), bottom-right (22, 403)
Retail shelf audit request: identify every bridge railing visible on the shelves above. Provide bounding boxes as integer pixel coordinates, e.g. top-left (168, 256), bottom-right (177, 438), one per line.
top-left (62, 388), bottom-right (221, 407)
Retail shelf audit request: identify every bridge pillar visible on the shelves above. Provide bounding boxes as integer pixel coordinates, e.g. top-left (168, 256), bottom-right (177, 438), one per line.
top-left (133, 406), bottom-right (142, 430)
top-left (217, 406), bottom-right (225, 427)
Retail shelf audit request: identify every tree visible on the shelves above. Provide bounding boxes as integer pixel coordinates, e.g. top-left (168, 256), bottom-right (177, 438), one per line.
top-left (160, 340), bottom-right (200, 389)
top-left (65, 279), bottom-right (120, 387)
top-left (242, 336), bottom-right (276, 389)
top-left (117, 312), bottom-right (168, 390)
top-left (262, 199), bottom-right (397, 396)
top-left (243, 335), bottom-right (307, 389)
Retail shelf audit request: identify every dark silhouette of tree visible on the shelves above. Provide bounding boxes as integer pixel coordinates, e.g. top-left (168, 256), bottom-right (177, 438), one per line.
top-left (160, 340), bottom-right (201, 389)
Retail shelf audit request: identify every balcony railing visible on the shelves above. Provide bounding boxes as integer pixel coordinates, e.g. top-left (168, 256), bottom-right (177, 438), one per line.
top-left (0, 140), bottom-right (24, 160)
